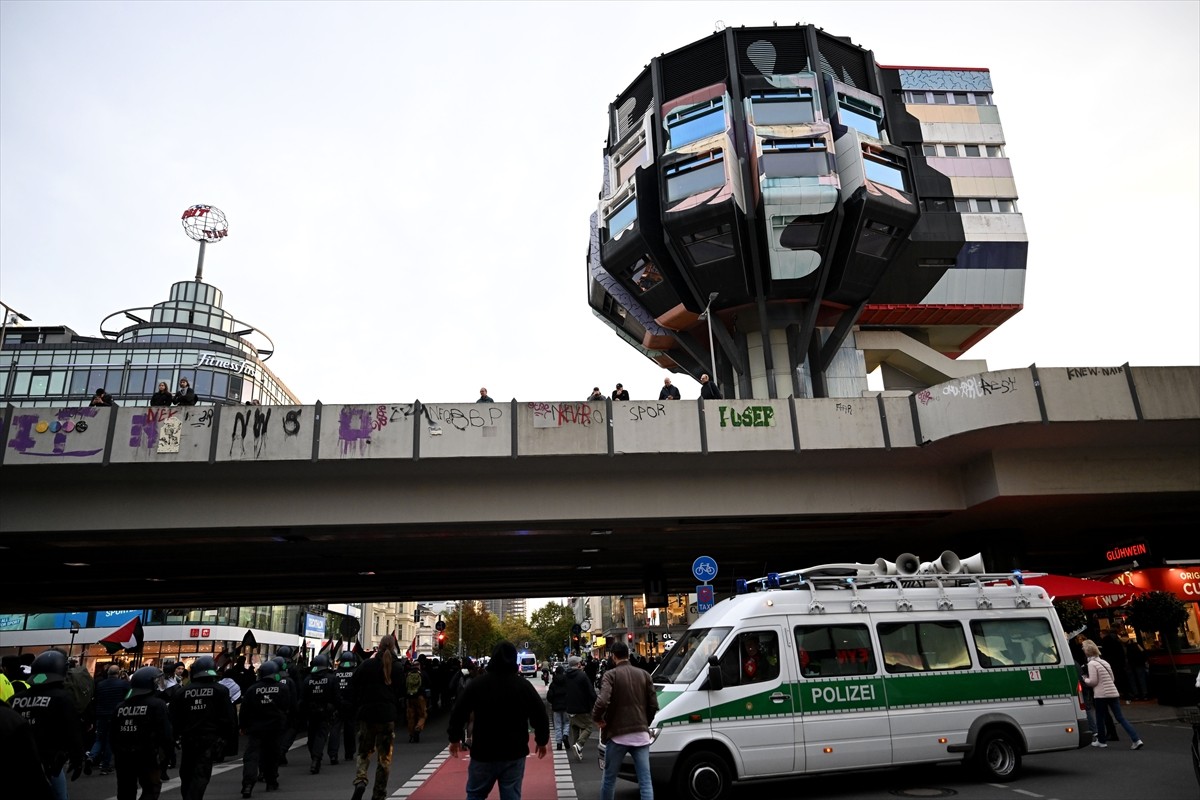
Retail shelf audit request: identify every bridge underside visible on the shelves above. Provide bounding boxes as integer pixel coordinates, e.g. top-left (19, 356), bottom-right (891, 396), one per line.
top-left (3, 417), bottom-right (1197, 611)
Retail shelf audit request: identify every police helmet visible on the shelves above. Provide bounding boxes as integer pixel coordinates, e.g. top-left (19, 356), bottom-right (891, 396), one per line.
top-left (258, 660), bottom-right (280, 680)
top-left (31, 649), bottom-right (68, 684)
top-left (190, 655), bottom-right (218, 680)
top-left (129, 666), bottom-right (164, 696)
top-left (271, 656), bottom-right (287, 674)
top-left (338, 651), bottom-right (359, 667)
top-left (311, 654), bottom-right (331, 672)
top-left (276, 645), bottom-right (294, 660)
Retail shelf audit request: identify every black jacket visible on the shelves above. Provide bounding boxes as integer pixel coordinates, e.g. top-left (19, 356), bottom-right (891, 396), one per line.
top-left (352, 654), bottom-right (402, 723)
top-left (239, 677), bottom-right (288, 736)
top-left (10, 682), bottom-right (84, 777)
top-left (170, 677), bottom-right (238, 748)
top-left (150, 390), bottom-right (173, 407)
top-left (446, 667), bottom-right (548, 761)
top-left (301, 669), bottom-right (337, 716)
top-left (93, 676), bottom-right (131, 717)
top-left (0, 700), bottom-right (54, 800)
top-left (173, 387), bottom-right (198, 406)
top-left (546, 672), bottom-right (568, 712)
top-left (700, 381), bottom-right (722, 400)
top-left (112, 693), bottom-right (173, 767)
top-left (562, 667), bottom-right (596, 714)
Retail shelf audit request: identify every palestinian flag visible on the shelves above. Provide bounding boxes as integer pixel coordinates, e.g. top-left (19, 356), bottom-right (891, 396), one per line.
top-left (100, 616), bottom-right (144, 654)
top-left (406, 636), bottom-right (417, 660)
top-left (240, 630), bottom-right (258, 651)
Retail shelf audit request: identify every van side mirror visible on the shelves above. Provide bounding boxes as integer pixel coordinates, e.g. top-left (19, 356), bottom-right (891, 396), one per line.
top-left (706, 655), bottom-right (724, 691)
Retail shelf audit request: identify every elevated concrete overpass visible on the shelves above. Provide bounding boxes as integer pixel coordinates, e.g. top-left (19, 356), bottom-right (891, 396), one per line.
top-left (2, 366), bottom-right (1197, 612)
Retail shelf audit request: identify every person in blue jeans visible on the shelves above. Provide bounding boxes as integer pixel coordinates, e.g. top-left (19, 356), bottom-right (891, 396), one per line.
top-left (88, 664), bottom-right (130, 775)
top-left (594, 640), bottom-right (659, 800)
top-left (447, 641), bottom-right (548, 800)
top-left (1082, 640), bottom-right (1144, 750)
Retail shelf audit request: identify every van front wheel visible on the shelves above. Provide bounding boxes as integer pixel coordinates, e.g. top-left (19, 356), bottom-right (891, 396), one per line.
top-left (973, 729), bottom-right (1022, 782)
top-left (674, 750), bottom-right (731, 800)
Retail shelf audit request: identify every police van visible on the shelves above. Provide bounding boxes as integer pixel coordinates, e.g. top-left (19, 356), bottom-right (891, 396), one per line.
top-left (611, 552), bottom-right (1089, 800)
top-left (517, 649), bottom-right (538, 678)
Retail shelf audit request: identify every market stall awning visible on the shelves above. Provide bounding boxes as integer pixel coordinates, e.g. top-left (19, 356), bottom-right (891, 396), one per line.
top-left (1020, 572), bottom-right (1141, 601)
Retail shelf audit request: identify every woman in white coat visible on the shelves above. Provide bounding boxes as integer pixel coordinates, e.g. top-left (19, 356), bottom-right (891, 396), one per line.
top-left (1082, 639), bottom-right (1143, 749)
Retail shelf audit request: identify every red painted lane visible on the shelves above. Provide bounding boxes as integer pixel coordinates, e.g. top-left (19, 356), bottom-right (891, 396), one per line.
top-left (406, 734), bottom-right (560, 800)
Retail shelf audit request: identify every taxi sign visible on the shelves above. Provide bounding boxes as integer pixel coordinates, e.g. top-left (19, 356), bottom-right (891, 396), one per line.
top-left (692, 555), bottom-right (718, 583)
top-left (696, 584), bottom-right (715, 612)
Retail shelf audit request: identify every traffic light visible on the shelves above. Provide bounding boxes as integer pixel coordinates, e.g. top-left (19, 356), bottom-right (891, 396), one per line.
top-left (627, 632), bottom-right (634, 642)
top-left (436, 631), bottom-right (446, 649)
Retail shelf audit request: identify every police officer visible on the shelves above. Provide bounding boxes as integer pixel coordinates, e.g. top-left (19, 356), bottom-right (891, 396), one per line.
top-left (328, 651), bottom-right (358, 765)
top-left (170, 655), bottom-right (238, 800)
top-left (239, 660), bottom-right (287, 798)
top-left (271, 648), bottom-right (301, 764)
top-left (10, 649), bottom-right (85, 800)
top-left (112, 666), bottom-right (173, 800)
top-left (300, 654), bottom-right (337, 774)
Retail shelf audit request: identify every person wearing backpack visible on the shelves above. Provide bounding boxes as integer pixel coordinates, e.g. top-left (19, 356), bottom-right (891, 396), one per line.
top-left (403, 662), bottom-right (426, 743)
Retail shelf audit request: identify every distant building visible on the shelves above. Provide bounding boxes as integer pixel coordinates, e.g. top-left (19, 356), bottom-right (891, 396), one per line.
top-left (482, 598), bottom-right (527, 623)
top-left (588, 23), bottom-right (1024, 398)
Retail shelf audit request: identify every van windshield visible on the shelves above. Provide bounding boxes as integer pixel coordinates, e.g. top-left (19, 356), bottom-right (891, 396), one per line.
top-left (652, 627), bottom-right (731, 685)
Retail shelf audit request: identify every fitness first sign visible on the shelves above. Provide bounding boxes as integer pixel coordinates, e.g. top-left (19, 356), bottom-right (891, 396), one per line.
top-left (195, 353), bottom-right (258, 379)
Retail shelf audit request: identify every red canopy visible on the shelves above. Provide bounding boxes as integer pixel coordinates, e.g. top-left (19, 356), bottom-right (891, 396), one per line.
top-left (1019, 572), bottom-right (1140, 601)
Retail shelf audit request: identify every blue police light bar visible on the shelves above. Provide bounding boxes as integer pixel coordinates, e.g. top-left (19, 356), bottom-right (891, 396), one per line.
top-left (735, 579), bottom-right (748, 595)
top-left (766, 573), bottom-right (780, 589)
top-left (1011, 570), bottom-right (1024, 585)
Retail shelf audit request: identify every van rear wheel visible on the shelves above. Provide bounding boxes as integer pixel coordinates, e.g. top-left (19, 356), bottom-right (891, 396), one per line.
top-left (674, 750), bottom-right (731, 800)
top-left (973, 729), bottom-right (1022, 782)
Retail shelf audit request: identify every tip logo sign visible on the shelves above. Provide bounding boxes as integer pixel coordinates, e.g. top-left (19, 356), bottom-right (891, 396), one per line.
top-left (692, 556), bottom-right (718, 583)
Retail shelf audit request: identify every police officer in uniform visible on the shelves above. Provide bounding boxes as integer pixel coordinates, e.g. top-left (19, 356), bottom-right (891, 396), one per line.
top-left (271, 648), bottom-right (301, 764)
top-left (10, 649), bottom-right (84, 800)
top-left (112, 666), bottom-right (173, 800)
top-left (239, 660), bottom-right (287, 798)
top-left (170, 655), bottom-right (238, 800)
top-left (328, 651), bottom-right (359, 765)
top-left (300, 654), bottom-right (337, 774)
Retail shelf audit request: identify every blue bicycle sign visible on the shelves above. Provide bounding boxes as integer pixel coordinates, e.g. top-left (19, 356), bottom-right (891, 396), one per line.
top-left (692, 555), bottom-right (718, 582)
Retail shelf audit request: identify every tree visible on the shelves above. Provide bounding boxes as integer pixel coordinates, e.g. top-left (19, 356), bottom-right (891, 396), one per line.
top-left (498, 617), bottom-right (533, 656)
top-left (1053, 599), bottom-right (1087, 636)
top-left (442, 602), bottom-right (499, 658)
top-left (1125, 591), bottom-right (1189, 651)
top-left (530, 602), bottom-right (575, 657)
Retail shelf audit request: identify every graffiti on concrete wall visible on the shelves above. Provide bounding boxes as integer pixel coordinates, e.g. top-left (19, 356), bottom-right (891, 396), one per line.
top-left (717, 405), bottom-right (776, 428)
top-left (6, 408), bottom-right (102, 458)
top-left (529, 402), bottom-right (604, 428)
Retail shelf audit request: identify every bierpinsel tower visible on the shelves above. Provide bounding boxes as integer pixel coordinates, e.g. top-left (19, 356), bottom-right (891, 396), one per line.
top-left (587, 23), bottom-right (1026, 399)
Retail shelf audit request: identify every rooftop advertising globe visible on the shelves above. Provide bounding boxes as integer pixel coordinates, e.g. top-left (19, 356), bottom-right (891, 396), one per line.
top-left (181, 204), bottom-right (228, 243)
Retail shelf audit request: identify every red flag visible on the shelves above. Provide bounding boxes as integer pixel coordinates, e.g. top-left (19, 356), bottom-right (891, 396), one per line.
top-left (406, 637), bottom-right (417, 660)
top-left (99, 616), bottom-right (144, 654)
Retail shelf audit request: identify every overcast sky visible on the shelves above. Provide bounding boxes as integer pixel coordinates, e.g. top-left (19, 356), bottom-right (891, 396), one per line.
top-left (2, 1), bottom-right (1197, 407)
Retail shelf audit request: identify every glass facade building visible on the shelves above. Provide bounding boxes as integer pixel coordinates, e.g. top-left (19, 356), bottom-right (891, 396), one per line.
top-left (1, 277), bottom-right (298, 408)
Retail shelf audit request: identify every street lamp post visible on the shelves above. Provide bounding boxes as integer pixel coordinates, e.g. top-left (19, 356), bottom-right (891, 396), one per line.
top-left (700, 291), bottom-right (719, 381)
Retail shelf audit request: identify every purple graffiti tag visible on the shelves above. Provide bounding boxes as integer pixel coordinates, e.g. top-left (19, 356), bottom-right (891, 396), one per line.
top-left (338, 407), bottom-right (372, 456)
top-left (7, 408), bottom-right (103, 458)
top-left (131, 407), bottom-right (180, 450)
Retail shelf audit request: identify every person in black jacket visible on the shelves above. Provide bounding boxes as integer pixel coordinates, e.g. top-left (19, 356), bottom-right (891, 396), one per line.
top-left (112, 666), bottom-right (173, 800)
top-left (173, 378), bottom-right (197, 406)
top-left (563, 655), bottom-right (597, 761)
top-left (699, 373), bottom-right (722, 400)
top-left (170, 656), bottom-right (238, 800)
top-left (239, 660), bottom-right (288, 798)
top-left (447, 641), bottom-right (549, 800)
top-left (10, 649), bottom-right (85, 799)
top-left (90, 387), bottom-right (117, 407)
top-left (150, 381), bottom-right (173, 407)
top-left (546, 665), bottom-right (570, 750)
top-left (351, 634), bottom-right (403, 800)
top-left (300, 654), bottom-right (337, 774)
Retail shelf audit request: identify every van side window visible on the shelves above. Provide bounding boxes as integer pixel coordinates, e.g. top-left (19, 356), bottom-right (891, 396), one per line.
top-left (877, 621), bottom-right (970, 673)
top-left (794, 624), bottom-right (875, 678)
top-left (718, 631), bottom-right (780, 685)
top-left (970, 618), bottom-right (1061, 667)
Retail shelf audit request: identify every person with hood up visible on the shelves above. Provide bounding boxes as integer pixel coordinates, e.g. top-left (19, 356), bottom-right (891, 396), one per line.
top-left (447, 641), bottom-right (549, 800)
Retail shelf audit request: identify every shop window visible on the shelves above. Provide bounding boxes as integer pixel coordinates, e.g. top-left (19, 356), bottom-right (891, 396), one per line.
top-left (666, 99), bottom-right (725, 150)
top-left (795, 623), bottom-right (875, 677)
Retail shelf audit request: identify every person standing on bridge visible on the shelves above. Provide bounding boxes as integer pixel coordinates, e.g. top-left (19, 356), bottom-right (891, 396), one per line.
top-left (658, 377), bottom-right (680, 400)
top-left (699, 373), bottom-right (722, 400)
top-left (447, 640), bottom-right (549, 800)
top-left (477, 387), bottom-right (494, 403)
top-left (612, 382), bottom-right (630, 401)
top-left (173, 378), bottom-right (197, 406)
top-left (350, 634), bottom-right (403, 800)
